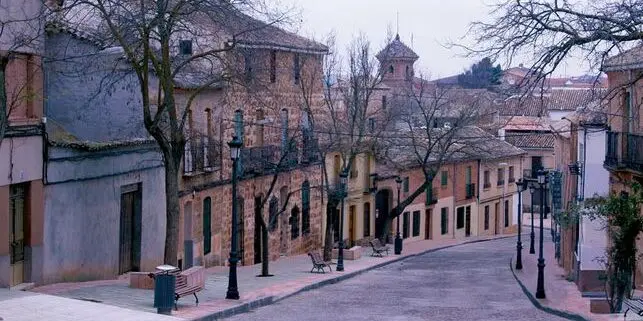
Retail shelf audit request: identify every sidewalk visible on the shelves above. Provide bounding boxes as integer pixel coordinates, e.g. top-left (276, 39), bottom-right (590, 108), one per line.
top-left (29, 233), bottom-right (513, 321)
top-left (0, 288), bottom-right (181, 321)
top-left (512, 225), bottom-right (623, 321)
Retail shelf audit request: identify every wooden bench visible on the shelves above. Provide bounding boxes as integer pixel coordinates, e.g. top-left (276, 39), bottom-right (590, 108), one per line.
top-left (308, 252), bottom-right (332, 273)
top-left (148, 266), bottom-right (205, 310)
top-left (370, 239), bottom-right (390, 257)
top-left (623, 297), bottom-right (643, 319)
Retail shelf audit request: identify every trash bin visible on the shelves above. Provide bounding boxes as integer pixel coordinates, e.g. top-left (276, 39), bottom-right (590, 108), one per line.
top-left (154, 265), bottom-right (177, 315)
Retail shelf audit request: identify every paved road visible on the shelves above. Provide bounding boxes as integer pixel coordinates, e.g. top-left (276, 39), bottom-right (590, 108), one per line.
top-left (225, 238), bottom-right (567, 321)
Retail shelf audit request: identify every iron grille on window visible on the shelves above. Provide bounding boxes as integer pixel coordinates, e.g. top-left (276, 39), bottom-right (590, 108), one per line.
top-left (184, 135), bottom-right (221, 175)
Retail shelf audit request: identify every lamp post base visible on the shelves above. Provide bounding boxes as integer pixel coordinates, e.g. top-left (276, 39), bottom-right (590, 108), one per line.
top-left (225, 256), bottom-right (240, 300)
top-left (394, 235), bottom-right (403, 255)
top-left (516, 242), bottom-right (523, 270)
top-left (536, 258), bottom-right (546, 299)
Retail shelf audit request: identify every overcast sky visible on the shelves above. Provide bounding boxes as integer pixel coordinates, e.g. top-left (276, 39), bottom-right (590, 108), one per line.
top-left (281, 0), bottom-right (589, 79)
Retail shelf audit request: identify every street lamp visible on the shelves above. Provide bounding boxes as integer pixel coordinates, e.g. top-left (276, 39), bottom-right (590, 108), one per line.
top-left (337, 170), bottom-right (348, 272)
top-left (536, 170), bottom-right (548, 299)
top-left (394, 176), bottom-right (403, 255)
top-left (528, 183), bottom-right (536, 254)
top-left (226, 136), bottom-right (242, 300)
top-left (515, 179), bottom-right (529, 270)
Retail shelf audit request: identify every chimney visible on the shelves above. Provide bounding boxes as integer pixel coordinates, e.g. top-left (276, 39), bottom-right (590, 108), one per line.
top-left (498, 128), bottom-right (506, 140)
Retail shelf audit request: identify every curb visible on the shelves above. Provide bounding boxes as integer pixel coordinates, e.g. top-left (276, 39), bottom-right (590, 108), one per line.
top-left (509, 257), bottom-right (590, 321)
top-left (197, 235), bottom-right (516, 320)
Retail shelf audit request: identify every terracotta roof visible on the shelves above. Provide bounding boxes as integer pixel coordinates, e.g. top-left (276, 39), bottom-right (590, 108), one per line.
top-left (499, 116), bottom-right (550, 131)
top-left (501, 88), bottom-right (604, 116)
top-left (603, 44), bottom-right (643, 71)
top-left (376, 34), bottom-right (419, 61)
top-left (504, 132), bottom-right (555, 149)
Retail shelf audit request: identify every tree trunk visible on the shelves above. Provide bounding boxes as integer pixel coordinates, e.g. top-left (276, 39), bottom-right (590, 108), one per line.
top-left (260, 228), bottom-right (271, 276)
top-left (323, 200), bottom-right (336, 261)
top-left (163, 157), bottom-right (181, 266)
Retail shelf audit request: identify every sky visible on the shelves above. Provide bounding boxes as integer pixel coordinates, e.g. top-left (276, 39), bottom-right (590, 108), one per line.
top-left (279, 0), bottom-right (590, 79)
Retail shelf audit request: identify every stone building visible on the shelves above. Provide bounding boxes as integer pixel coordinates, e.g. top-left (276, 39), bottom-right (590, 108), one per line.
top-left (175, 7), bottom-right (328, 268)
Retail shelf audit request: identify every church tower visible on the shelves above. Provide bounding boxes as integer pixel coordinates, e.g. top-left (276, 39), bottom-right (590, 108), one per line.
top-left (376, 34), bottom-right (419, 90)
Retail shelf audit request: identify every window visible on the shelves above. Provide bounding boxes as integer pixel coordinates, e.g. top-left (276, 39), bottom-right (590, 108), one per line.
top-left (179, 40), bottom-right (192, 55)
top-left (483, 170), bottom-right (490, 189)
top-left (302, 181), bottom-right (310, 234)
top-left (466, 166), bottom-right (472, 185)
top-left (270, 50), bottom-right (276, 83)
top-left (255, 109), bottom-right (264, 147)
top-left (269, 196), bottom-right (279, 231)
top-left (456, 207), bottom-right (465, 229)
top-left (293, 54), bottom-right (301, 84)
top-left (425, 185), bottom-right (435, 205)
top-left (363, 202), bottom-right (371, 237)
top-left (497, 168), bottom-right (504, 186)
top-left (405, 65), bottom-right (412, 80)
top-left (382, 95), bottom-right (387, 110)
top-left (440, 207), bottom-right (448, 235)
top-left (280, 109), bottom-right (288, 152)
top-left (508, 166), bottom-right (515, 183)
top-left (350, 158), bottom-right (358, 178)
top-left (290, 206), bottom-right (300, 239)
top-left (504, 200), bottom-right (510, 227)
top-left (402, 212), bottom-right (410, 238)
top-left (203, 197), bottom-right (212, 254)
top-left (484, 205), bottom-right (489, 230)
top-left (403, 177), bottom-right (409, 193)
top-left (412, 211), bottom-right (420, 237)
top-left (244, 51), bottom-right (254, 82)
top-left (368, 118), bottom-right (375, 133)
top-left (441, 171), bottom-right (448, 187)
top-left (388, 65), bottom-right (394, 74)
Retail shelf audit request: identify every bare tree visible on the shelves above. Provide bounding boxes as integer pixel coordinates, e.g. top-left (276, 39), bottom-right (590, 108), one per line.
top-left (466, 0), bottom-right (643, 91)
top-left (54, 0), bottom-right (293, 265)
top-left (298, 34), bottom-right (394, 260)
top-left (375, 79), bottom-right (493, 241)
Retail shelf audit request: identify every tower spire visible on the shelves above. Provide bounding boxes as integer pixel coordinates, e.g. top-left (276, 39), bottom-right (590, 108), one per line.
top-left (396, 11), bottom-right (400, 37)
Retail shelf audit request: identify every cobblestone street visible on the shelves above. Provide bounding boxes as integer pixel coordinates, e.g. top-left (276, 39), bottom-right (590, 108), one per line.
top-left (225, 237), bottom-right (568, 321)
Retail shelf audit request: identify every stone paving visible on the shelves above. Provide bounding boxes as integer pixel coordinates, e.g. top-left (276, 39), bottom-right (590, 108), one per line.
top-left (0, 288), bottom-right (181, 321)
top-left (30, 233), bottom-right (512, 320)
top-left (225, 237), bottom-right (569, 321)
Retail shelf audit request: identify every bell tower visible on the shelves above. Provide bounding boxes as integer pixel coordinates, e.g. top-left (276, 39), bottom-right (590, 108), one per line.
top-left (376, 34), bottom-right (419, 90)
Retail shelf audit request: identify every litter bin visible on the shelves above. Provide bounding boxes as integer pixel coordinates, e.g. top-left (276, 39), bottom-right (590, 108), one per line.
top-left (154, 265), bottom-right (177, 315)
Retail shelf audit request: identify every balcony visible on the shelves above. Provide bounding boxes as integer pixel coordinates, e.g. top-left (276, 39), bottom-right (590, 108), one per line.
top-left (497, 179), bottom-right (504, 186)
top-left (465, 183), bottom-right (476, 199)
top-left (604, 131), bottom-right (643, 173)
top-left (483, 182), bottom-right (491, 189)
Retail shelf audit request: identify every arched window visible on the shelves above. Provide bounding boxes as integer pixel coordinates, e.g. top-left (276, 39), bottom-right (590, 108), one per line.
top-left (405, 65), bottom-right (411, 80)
top-left (301, 181), bottom-right (311, 235)
top-left (388, 65), bottom-right (394, 74)
top-left (269, 196), bottom-right (279, 232)
top-left (290, 206), bottom-right (300, 239)
top-left (203, 197), bottom-right (212, 255)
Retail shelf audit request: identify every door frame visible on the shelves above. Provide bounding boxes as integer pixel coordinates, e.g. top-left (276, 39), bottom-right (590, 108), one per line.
top-left (9, 184), bottom-right (28, 286)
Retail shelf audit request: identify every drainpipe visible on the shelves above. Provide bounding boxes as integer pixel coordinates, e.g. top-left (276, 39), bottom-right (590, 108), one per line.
top-left (453, 163), bottom-right (456, 239)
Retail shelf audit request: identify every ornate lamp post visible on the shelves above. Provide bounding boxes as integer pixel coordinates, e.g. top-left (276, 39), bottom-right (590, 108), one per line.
top-left (394, 176), bottom-right (403, 255)
top-left (515, 179), bottom-right (528, 270)
top-left (226, 136), bottom-right (242, 300)
top-left (529, 183), bottom-right (536, 254)
top-left (536, 170), bottom-right (548, 299)
top-left (337, 170), bottom-right (348, 272)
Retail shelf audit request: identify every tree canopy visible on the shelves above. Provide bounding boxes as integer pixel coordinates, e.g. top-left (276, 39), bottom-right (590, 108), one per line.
top-left (457, 58), bottom-right (502, 89)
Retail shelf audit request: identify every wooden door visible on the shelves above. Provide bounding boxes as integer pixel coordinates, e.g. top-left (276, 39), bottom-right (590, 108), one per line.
top-left (494, 202), bottom-right (500, 235)
top-left (119, 185), bottom-right (141, 274)
top-left (425, 209), bottom-right (432, 240)
top-left (10, 185), bottom-right (26, 286)
top-left (349, 206), bottom-right (356, 247)
top-left (254, 196), bottom-right (262, 264)
top-left (465, 206), bottom-right (471, 237)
